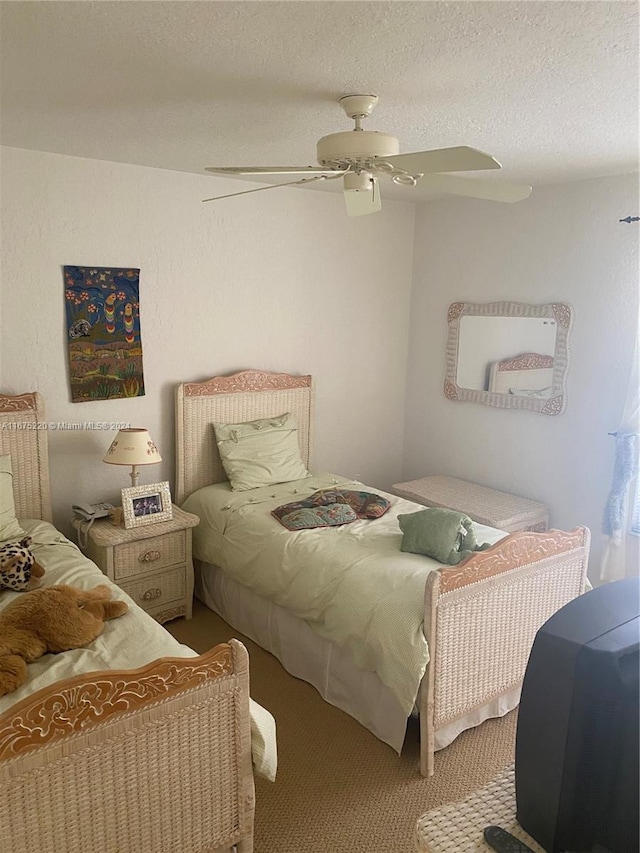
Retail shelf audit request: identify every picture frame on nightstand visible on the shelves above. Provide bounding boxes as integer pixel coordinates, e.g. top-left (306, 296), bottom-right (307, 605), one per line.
top-left (121, 481), bottom-right (173, 529)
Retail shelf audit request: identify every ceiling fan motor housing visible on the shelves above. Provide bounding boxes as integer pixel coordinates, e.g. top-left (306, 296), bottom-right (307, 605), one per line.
top-left (316, 131), bottom-right (400, 169)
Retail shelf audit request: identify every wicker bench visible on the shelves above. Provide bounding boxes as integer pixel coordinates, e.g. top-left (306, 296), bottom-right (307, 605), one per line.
top-left (393, 476), bottom-right (549, 533)
top-left (414, 764), bottom-right (544, 852)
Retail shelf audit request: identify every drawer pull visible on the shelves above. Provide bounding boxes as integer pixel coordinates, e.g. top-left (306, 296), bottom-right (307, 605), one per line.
top-left (139, 550), bottom-right (161, 563)
top-left (141, 588), bottom-right (162, 601)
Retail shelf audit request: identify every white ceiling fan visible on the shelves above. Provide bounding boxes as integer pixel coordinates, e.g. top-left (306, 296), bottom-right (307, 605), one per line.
top-left (203, 94), bottom-right (532, 216)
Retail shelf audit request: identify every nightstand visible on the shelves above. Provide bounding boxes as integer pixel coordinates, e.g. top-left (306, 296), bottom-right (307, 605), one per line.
top-left (82, 505), bottom-right (200, 623)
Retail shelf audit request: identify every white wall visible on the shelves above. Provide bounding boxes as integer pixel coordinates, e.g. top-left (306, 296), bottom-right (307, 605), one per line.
top-left (0, 147), bottom-right (415, 535)
top-left (404, 173), bottom-right (639, 576)
top-left (2, 147), bottom-right (636, 578)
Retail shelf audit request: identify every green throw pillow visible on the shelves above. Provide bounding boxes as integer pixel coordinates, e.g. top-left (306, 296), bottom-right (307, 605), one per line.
top-left (398, 507), bottom-right (490, 565)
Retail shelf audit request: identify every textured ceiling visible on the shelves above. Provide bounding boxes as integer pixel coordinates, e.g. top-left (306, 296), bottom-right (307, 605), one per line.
top-left (1, 1), bottom-right (638, 205)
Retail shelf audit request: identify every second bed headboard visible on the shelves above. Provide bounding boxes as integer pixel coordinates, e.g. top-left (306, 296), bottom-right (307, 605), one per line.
top-left (487, 352), bottom-right (555, 396)
top-left (0, 392), bottom-right (52, 522)
top-left (175, 369), bottom-right (314, 505)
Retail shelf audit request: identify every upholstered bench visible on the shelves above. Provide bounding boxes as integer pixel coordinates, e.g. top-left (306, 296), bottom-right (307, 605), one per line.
top-left (414, 764), bottom-right (544, 852)
top-left (393, 476), bottom-right (549, 533)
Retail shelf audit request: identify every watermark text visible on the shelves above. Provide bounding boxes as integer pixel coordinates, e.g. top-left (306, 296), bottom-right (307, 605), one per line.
top-left (1, 422), bottom-right (131, 431)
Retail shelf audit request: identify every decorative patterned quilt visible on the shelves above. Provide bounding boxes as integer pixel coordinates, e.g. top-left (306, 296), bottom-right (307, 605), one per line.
top-left (272, 488), bottom-right (391, 530)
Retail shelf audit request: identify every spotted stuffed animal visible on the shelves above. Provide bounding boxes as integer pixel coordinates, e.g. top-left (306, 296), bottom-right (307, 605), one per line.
top-left (0, 536), bottom-right (45, 592)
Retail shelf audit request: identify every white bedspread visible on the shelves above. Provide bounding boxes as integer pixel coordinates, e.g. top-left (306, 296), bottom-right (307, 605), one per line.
top-left (183, 474), bottom-right (506, 716)
top-left (0, 519), bottom-right (277, 782)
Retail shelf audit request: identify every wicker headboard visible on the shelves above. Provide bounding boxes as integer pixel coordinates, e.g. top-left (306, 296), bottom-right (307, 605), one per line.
top-left (487, 353), bottom-right (555, 396)
top-left (0, 392), bottom-right (52, 522)
top-left (175, 370), bottom-right (314, 505)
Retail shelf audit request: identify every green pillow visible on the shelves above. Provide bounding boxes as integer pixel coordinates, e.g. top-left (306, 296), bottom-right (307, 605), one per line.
top-left (398, 507), bottom-right (490, 565)
top-left (0, 455), bottom-right (27, 543)
top-left (214, 413), bottom-right (311, 491)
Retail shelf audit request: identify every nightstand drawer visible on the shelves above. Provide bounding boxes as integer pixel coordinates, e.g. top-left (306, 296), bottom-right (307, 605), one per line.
top-left (120, 565), bottom-right (186, 609)
top-left (113, 530), bottom-right (186, 580)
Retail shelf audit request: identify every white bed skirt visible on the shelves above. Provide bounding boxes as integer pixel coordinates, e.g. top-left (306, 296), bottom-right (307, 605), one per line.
top-left (195, 561), bottom-right (521, 756)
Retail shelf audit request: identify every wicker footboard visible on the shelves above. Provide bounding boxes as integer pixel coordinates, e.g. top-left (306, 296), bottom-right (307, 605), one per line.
top-left (0, 639), bottom-right (255, 853)
top-left (419, 527), bottom-right (591, 776)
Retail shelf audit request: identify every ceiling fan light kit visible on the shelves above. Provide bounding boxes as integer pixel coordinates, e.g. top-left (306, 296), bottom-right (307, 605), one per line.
top-left (343, 172), bottom-right (374, 193)
top-left (344, 176), bottom-right (381, 217)
top-left (204, 94), bottom-right (533, 215)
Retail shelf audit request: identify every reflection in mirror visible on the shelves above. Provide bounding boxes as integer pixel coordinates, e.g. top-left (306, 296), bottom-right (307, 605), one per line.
top-left (457, 316), bottom-right (557, 394)
top-left (445, 302), bottom-right (572, 415)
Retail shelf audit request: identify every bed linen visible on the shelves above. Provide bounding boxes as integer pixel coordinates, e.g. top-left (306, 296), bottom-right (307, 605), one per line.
top-left (0, 519), bottom-right (277, 782)
top-left (194, 560), bottom-right (523, 755)
top-left (183, 473), bottom-right (507, 718)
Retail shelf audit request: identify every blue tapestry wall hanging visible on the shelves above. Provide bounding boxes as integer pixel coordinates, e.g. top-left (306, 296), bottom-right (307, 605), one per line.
top-left (64, 265), bottom-right (145, 402)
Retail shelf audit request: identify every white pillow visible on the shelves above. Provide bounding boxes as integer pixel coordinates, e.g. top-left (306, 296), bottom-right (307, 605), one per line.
top-left (214, 413), bottom-right (310, 491)
top-left (0, 455), bottom-right (27, 543)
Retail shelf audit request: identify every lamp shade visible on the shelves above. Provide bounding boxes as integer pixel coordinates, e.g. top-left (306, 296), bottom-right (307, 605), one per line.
top-left (103, 429), bottom-right (161, 486)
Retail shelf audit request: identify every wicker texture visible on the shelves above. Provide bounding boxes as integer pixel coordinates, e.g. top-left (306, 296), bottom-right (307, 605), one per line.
top-left (113, 529), bottom-right (186, 578)
top-left (147, 601), bottom-right (187, 624)
top-left (175, 371), bottom-right (314, 503)
top-left (415, 764), bottom-right (545, 853)
top-left (119, 564), bottom-right (186, 607)
top-left (0, 640), bottom-right (255, 853)
top-left (444, 302), bottom-right (572, 416)
top-left (88, 505), bottom-right (199, 546)
top-left (432, 552), bottom-right (585, 730)
top-left (393, 476), bottom-right (549, 532)
top-left (84, 506), bottom-right (198, 622)
top-left (0, 392), bottom-right (52, 522)
top-left (488, 364), bottom-right (554, 396)
top-left (420, 531), bottom-right (589, 775)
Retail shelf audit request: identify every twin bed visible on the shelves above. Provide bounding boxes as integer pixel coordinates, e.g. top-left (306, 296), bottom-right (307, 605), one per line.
top-left (176, 369), bottom-right (591, 776)
top-left (0, 391), bottom-right (276, 853)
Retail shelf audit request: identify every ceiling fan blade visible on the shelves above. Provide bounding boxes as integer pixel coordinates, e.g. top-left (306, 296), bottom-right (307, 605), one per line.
top-left (205, 166), bottom-right (347, 176)
top-left (382, 146), bottom-right (501, 175)
top-left (202, 175), bottom-right (328, 203)
top-left (419, 173), bottom-right (532, 203)
top-left (344, 176), bottom-right (382, 217)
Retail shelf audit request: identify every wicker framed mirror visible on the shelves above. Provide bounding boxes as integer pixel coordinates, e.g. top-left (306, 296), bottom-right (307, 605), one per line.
top-left (444, 301), bottom-right (573, 415)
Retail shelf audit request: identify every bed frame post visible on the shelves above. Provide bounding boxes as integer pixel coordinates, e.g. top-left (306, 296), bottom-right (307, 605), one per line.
top-left (175, 381), bottom-right (186, 505)
top-left (421, 572), bottom-right (440, 777)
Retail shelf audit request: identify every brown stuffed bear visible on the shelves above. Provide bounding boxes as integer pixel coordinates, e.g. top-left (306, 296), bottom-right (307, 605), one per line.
top-left (0, 584), bottom-right (128, 697)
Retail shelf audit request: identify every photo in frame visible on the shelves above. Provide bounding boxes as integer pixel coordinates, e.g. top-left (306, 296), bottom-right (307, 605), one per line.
top-left (121, 481), bottom-right (173, 529)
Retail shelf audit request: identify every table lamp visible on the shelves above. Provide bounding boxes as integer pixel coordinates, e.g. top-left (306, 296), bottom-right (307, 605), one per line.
top-left (103, 428), bottom-right (162, 486)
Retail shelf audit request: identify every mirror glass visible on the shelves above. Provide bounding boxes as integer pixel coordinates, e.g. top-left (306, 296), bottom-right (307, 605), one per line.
top-left (445, 302), bottom-right (572, 415)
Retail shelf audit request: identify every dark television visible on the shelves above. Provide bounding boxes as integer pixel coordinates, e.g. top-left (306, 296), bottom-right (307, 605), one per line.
top-left (515, 576), bottom-right (639, 853)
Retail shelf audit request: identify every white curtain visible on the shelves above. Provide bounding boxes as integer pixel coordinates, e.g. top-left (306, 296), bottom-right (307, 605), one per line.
top-left (600, 327), bottom-right (640, 582)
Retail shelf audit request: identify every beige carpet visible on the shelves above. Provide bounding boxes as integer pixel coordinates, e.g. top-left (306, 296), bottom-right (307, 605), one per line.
top-left (168, 600), bottom-right (517, 853)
